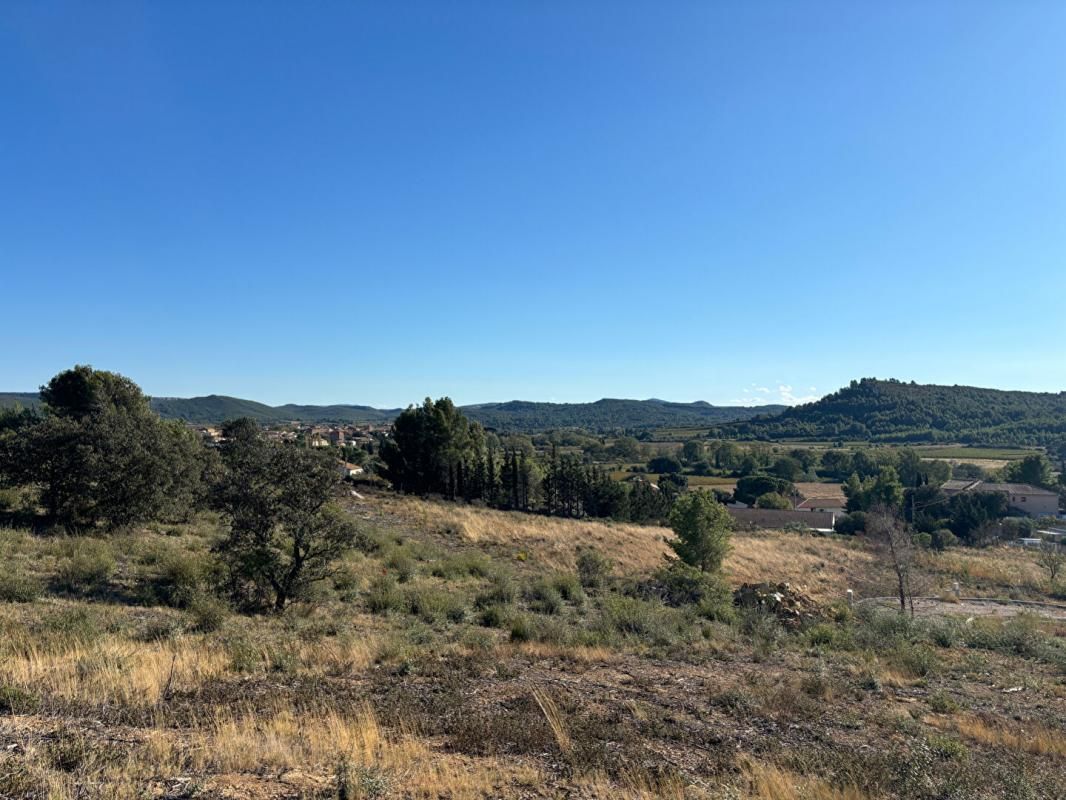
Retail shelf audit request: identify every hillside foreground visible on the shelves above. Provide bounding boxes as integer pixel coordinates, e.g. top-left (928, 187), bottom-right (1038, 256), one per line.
top-left (1, 492), bottom-right (1065, 799)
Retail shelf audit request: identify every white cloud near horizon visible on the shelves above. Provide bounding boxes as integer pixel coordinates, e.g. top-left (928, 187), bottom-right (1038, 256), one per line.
top-left (733, 383), bottom-right (820, 407)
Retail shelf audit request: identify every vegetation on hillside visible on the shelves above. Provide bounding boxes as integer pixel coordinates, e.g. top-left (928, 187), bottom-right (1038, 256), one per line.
top-left (3, 366), bottom-right (1066, 798)
top-left (719, 378), bottom-right (1066, 449)
top-left (0, 492), bottom-right (1065, 799)
top-left (463, 398), bottom-right (785, 433)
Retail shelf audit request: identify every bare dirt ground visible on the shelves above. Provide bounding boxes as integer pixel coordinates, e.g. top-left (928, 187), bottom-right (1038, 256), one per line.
top-left (865, 597), bottom-right (1066, 621)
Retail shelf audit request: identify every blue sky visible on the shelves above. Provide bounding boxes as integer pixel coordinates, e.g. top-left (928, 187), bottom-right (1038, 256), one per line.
top-left (3, 2), bottom-right (1064, 408)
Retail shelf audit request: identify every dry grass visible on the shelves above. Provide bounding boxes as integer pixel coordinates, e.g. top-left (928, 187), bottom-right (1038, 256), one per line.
top-left (513, 641), bottom-right (616, 663)
top-left (0, 623), bottom-right (382, 711)
top-left (8, 703), bottom-right (538, 800)
top-left (925, 547), bottom-right (1046, 594)
top-left (793, 483), bottom-right (846, 503)
top-left (926, 713), bottom-right (1066, 758)
top-left (383, 496), bottom-right (875, 601)
top-left (726, 532), bottom-right (874, 602)
top-left (743, 759), bottom-right (870, 800)
top-left (531, 686), bottom-right (571, 756)
top-left (387, 495), bottom-right (672, 574)
top-left (0, 633), bottom-right (230, 709)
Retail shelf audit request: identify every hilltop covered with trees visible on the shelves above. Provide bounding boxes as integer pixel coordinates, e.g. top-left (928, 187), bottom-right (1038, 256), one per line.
top-left (2, 391), bottom-right (781, 431)
top-left (462, 398), bottom-right (784, 433)
top-left (717, 378), bottom-right (1066, 449)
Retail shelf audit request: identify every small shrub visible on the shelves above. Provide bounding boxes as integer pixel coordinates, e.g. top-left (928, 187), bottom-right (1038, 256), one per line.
top-left (806, 622), bottom-right (851, 649)
top-left (53, 539), bottom-right (116, 595)
top-left (551, 573), bottom-right (586, 604)
top-left (599, 595), bottom-right (681, 644)
top-left (576, 548), bottom-right (613, 589)
top-left (431, 552), bottom-right (490, 580)
top-left (478, 603), bottom-right (512, 628)
top-left (925, 618), bottom-right (959, 648)
top-left (800, 672), bottom-right (832, 700)
top-left (337, 759), bottom-right (390, 799)
top-left (475, 571), bottom-right (517, 608)
top-left (894, 641), bottom-right (938, 678)
top-left (405, 586), bottom-right (467, 624)
top-left (524, 579), bottom-right (563, 615)
top-left (384, 549), bottom-right (417, 583)
top-left (931, 529), bottom-right (958, 550)
top-left (739, 608), bottom-right (783, 661)
top-left (857, 669), bottom-right (882, 692)
top-left (365, 576), bottom-right (404, 614)
top-left (148, 549), bottom-right (208, 608)
top-left (510, 615), bottom-right (534, 642)
top-left (927, 691), bottom-right (959, 714)
top-left (646, 561), bottom-right (728, 608)
top-left (0, 684), bottom-right (40, 714)
top-left (0, 569), bottom-right (42, 603)
top-left (928, 734), bottom-right (968, 760)
top-left (188, 593), bottom-right (229, 632)
top-left (711, 686), bottom-right (756, 714)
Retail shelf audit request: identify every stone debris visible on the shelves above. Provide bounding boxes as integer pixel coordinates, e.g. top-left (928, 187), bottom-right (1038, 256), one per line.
top-left (733, 582), bottom-right (819, 627)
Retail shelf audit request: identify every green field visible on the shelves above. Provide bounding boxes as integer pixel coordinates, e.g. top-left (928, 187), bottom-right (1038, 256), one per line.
top-left (912, 446), bottom-right (1038, 461)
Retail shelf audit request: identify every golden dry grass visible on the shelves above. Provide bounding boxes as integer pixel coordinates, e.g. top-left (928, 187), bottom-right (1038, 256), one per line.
top-left (0, 626), bottom-right (381, 710)
top-left (923, 547), bottom-right (1046, 594)
top-left (926, 714), bottom-right (1066, 758)
top-left (726, 532), bottom-right (874, 602)
top-left (11, 703), bottom-right (541, 800)
top-left (387, 495), bottom-right (673, 574)
top-left (0, 633), bottom-right (230, 709)
top-left (742, 759), bottom-right (870, 800)
top-left (793, 482), bottom-right (846, 503)
top-left (384, 495), bottom-right (878, 601)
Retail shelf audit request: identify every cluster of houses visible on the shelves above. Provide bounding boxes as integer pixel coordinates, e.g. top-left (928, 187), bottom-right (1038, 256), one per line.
top-left (192, 422), bottom-right (381, 449)
top-left (189, 422), bottom-right (376, 481)
top-left (301, 424), bottom-right (380, 449)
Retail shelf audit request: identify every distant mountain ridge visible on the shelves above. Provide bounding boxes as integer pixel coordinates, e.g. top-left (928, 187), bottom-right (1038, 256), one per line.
top-left (150, 395), bottom-right (401, 425)
top-left (462, 398), bottom-right (784, 432)
top-left (0, 391), bottom-right (780, 431)
top-left (716, 378), bottom-right (1066, 448)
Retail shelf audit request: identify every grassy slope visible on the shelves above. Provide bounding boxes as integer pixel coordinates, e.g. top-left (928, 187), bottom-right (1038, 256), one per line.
top-left (1, 495), bottom-right (1064, 799)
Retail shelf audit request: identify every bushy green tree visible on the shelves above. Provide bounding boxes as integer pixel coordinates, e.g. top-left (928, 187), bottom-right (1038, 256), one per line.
top-left (667, 490), bottom-right (732, 573)
top-left (1004, 454), bottom-right (1055, 488)
top-left (380, 398), bottom-right (485, 497)
top-left (843, 467), bottom-right (904, 513)
top-left (647, 454), bottom-right (682, 474)
top-left (680, 440), bottom-right (704, 465)
top-left (214, 424), bottom-right (359, 611)
top-left (1, 366), bottom-right (208, 532)
top-left (755, 491), bottom-right (791, 509)
top-left (770, 456), bottom-right (804, 481)
top-left (733, 474), bottom-right (792, 506)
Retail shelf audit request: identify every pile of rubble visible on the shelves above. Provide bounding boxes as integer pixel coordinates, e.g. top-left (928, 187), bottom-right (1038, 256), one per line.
top-left (733, 582), bottom-right (819, 628)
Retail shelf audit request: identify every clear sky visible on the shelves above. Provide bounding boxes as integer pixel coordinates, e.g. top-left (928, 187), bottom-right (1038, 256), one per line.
top-left (3, 2), bottom-right (1064, 408)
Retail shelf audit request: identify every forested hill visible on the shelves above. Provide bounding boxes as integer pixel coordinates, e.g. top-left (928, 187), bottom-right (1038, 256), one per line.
top-left (717, 379), bottom-right (1066, 448)
top-left (150, 396), bottom-right (400, 424)
top-left (0, 393), bottom-right (399, 425)
top-left (1, 392), bottom-right (781, 431)
top-left (462, 399), bottom-right (785, 432)
top-left (0, 393), bottom-right (41, 411)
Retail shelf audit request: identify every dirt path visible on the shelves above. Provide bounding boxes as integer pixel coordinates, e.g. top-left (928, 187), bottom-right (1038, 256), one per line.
top-left (863, 596), bottom-right (1066, 621)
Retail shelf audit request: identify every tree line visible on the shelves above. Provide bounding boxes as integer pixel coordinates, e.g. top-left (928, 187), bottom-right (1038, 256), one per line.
top-left (0, 366), bottom-right (360, 612)
top-left (380, 398), bottom-right (687, 523)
